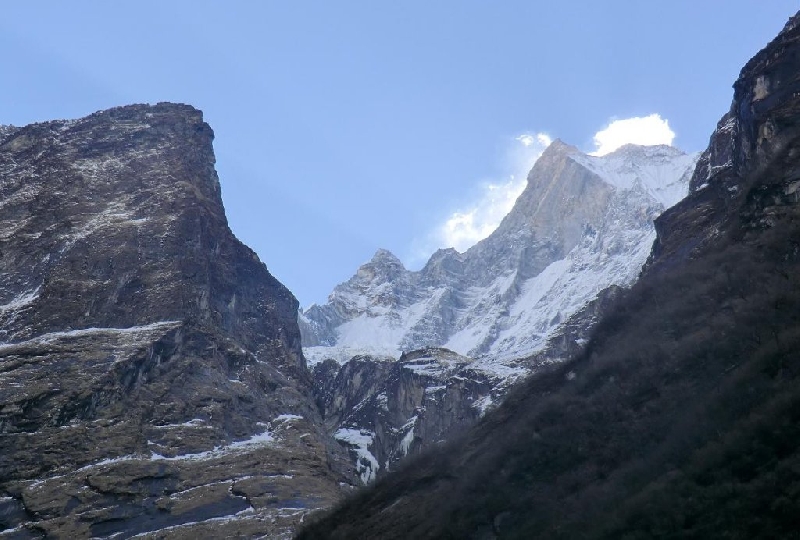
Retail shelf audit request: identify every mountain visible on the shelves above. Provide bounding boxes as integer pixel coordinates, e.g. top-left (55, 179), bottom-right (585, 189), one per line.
top-left (0, 104), bottom-right (356, 538)
top-left (301, 140), bottom-right (698, 482)
top-left (302, 142), bottom-right (698, 364)
top-left (299, 11), bottom-right (800, 539)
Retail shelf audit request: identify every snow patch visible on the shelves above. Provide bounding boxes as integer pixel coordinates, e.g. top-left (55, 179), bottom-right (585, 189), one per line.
top-left (570, 145), bottom-right (700, 208)
top-left (273, 414), bottom-right (303, 423)
top-left (399, 415), bottom-right (418, 456)
top-left (0, 287), bottom-right (40, 314)
top-left (0, 321), bottom-right (181, 353)
top-left (334, 428), bottom-right (379, 484)
top-left (473, 395), bottom-right (494, 415)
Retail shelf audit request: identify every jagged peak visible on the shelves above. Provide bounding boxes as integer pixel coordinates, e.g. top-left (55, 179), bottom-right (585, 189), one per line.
top-left (426, 247), bottom-right (462, 263)
top-left (368, 248), bottom-right (404, 267)
top-left (540, 138), bottom-right (580, 159)
top-left (420, 247), bottom-right (465, 282)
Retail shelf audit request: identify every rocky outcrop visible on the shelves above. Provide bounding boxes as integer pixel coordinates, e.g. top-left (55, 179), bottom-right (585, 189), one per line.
top-left (651, 12), bottom-right (800, 270)
top-left (311, 284), bottom-right (624, 484)
top-left (312, 348), bottom-right (497, 483)
top-left (0, 104), bottom-right (355, 538)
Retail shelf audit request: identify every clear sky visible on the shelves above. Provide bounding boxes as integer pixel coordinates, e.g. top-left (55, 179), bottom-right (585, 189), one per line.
top-left (1, 2), bottom-right (797, 306)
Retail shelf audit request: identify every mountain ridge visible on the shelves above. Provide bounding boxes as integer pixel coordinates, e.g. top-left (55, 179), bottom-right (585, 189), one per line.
top-left (302, 140), bottom-right (698, 363)
top-left (300, 139), bottom-right (698, 485)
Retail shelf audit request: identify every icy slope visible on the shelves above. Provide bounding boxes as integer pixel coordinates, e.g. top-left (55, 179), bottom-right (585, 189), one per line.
top-left (303, 142), bottom-right (699, 371)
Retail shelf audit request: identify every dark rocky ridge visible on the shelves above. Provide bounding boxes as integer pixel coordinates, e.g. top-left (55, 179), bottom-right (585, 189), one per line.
top-left (652, 12), bottom-right (800, 271)
top-left (299, 11), bottom-right (800, 539)
top-left (0, 103), bottom-right (355, 538)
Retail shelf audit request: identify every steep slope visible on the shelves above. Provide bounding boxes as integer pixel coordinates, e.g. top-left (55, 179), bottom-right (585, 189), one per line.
top-left (299, 11), bottom-right (800, 539)
top-left (0, 104), bottom-right (354, 539)
top-left (302, 143), bottom-right (698, 364)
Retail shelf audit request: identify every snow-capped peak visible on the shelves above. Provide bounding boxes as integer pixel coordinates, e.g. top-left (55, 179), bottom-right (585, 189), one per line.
top-left (369, 248), bottom-right (404, 266)
top-left (302, 140), bottom-right (699, 378)
top-left (571, 145), bottom-right (700, 208)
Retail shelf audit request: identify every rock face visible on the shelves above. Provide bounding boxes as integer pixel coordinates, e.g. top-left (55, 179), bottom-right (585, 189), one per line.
top-left (302, 143), bottom-right (698, 363)
top-left (0, 104), bottom-right (355, 538)
top-left (652, 12), bottom-right (800, 271)
top-left (313, 348), bottom-right (498, 483)
top-left (299, 12), bottom-right (800, 539)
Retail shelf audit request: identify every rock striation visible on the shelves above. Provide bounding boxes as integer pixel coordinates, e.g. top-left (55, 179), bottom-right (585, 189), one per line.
top-left (0, 103), bottom-right (355, 538)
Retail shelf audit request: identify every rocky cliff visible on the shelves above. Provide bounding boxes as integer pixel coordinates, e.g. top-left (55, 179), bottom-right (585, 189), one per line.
top-left (312, 284), bottom-right (625, 483)
top-left (299, 11), bottom-right (800, 539)
top-left (313, 348), bottom-right (499, 484)
top-left (0, 104), bottom-right (355, 539)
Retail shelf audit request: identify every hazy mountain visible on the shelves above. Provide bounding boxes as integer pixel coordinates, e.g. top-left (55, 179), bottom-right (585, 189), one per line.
top-left (302, 142), bottom-right (698, 364)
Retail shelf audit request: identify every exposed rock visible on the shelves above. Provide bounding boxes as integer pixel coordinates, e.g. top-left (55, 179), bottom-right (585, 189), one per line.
top-left (0, 104), bottom-right (355, 538)
top-left (652, 10), bottom-right (800, 269)
top-left (313, 348), bottom-right (496, 483)
top-left (312, 285), bottom-right (624, 483)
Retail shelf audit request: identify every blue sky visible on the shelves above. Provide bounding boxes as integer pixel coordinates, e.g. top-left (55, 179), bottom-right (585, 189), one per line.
top-left (1, 2), bottom-right (797, 306)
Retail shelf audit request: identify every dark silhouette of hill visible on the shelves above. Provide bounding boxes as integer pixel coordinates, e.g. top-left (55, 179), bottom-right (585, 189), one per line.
top-left (298, 11), bottom-right (800, 539)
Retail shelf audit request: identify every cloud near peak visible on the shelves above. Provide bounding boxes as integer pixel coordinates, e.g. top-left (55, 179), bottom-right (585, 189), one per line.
top-left (408, 113), bottom-right (677, 265)
top-left (590, 114), bottom-right (675, 156)
top-left (416, 132), bottom-right (551, 258)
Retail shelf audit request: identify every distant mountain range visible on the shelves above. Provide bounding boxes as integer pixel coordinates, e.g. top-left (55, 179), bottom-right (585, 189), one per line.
top-left (301, 142), bottom-right (698, 364)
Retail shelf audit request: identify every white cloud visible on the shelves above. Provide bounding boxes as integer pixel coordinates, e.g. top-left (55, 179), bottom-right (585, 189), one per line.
top-left (590, 114), bottom-right (675, 156)
top-left (438, 176), bottom-right (526, 252)
top-left (515, 133), bottom-right (550, 148)
top-left (409, 132), bottom-right (551, 262)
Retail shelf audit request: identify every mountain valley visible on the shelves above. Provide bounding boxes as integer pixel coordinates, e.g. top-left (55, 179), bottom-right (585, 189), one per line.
top-left (1, 10), bottom-right (799, 540)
